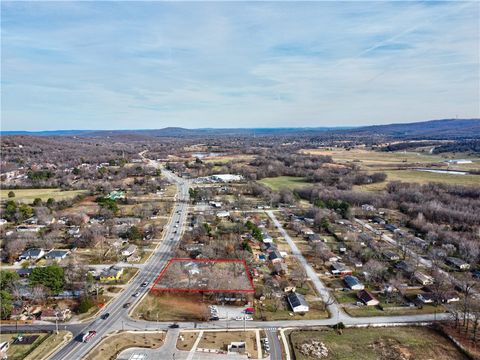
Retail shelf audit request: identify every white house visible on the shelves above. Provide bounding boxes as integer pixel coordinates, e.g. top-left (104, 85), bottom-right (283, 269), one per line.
top-left (121, 244), bottom-right (138, 257)
top-left (287, 292), bottom-right (309, 313)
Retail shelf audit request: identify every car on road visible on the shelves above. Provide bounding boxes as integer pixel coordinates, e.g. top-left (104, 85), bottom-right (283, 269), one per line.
top-left (169, 323), bottom-right (179, 328)
top-left (244, 315), bottom-right (253, 321)
top-left (101, 313), bottom-right (110, 320)
top-left (133, 291), bottom-right (140, 297)
top-left (209, 316), bottom-right (219, 321)
top-left (82, 330), bottom-right (97, 343)
top-left (141, 282), bottom-right (148, 287)
top-left (123, 302), bottom-right (131, 308)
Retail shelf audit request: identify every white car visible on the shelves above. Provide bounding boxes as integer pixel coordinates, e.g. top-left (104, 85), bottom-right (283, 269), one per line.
top-left (244, 315), bottom-right (253, 321)
top-left (235, 316), bottom-right (244, 321)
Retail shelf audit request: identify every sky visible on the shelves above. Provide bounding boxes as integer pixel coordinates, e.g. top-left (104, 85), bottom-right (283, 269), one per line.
top-left (1, 1), bottom-right (479, 131)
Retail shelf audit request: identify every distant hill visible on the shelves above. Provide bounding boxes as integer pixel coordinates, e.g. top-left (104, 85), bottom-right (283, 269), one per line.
top-left (1, 119), bottom-right (478, 139)
top-left (350, 119), bottom-right (480, 139)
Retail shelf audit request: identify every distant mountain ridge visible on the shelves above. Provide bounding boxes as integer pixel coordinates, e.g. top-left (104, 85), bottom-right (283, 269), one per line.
top-left (1, 119), bottom-right (479, 139)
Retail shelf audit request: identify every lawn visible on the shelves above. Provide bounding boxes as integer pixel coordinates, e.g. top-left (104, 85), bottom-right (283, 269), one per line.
top-left (289, 327), bottom-right (467, 360)
top-left (24, 331), bottom-right (71, 360)
top-left (258, 176), bottom-right (310, 191)
top-left (85, 331), bottom-right (165, 360)
top-left (0, 332), bottom-right (52, 360)
top-left (132, 293), bottom-right (209, 321)
top-left (198, 331), bottom-right (257, 356)
top-left (0, 188), bottom-right (87, 203)
top-left (255, 300), bottom-right (328, 321)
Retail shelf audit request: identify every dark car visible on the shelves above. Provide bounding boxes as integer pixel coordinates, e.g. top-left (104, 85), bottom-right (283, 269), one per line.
top-left (209, 316), bottom-right (219, 321)
top-left (169, 323), bottom-right (180, 328)
top-left (101, 313), bottom-right (110, 320)
top-left (123, 302), bottom-right (131, 308)
top-left (141, 282), bottom-right (148, 287)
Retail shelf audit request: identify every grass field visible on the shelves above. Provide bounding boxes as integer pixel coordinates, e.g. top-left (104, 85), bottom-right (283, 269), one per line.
top-left (289, 327), bottom-right (467, 360)
top-left (85, 331), bottom-right (165, 360)
top-left (258, 176), bottom-right (310, 191)
top-left (132, 293), bottom-right (209, 321)
top-left (0, 188), bottom-right (87, 203)
top-left (354, 169), bottom-right (480, 191)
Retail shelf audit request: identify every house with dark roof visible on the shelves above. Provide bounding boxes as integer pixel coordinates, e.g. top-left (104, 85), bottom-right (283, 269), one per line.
top-left (45, 249), bottom-right (70, 261)
top-left (383, 250), bottom-right (400, 261)
top-left (287, 292), bottom-right (309, 313)
top-left (19, 248), bottom-right (45, 261)
top-left (445, 257), bottom-right (470, 270)
top-left (344, 275), bottom-right (365, 290)
top-left (268, 250), bottom-right (283, 264)
top-left (357, 290), bottom-right (379, 306)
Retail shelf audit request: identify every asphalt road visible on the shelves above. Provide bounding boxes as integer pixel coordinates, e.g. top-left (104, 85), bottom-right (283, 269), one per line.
top-left (49, 165), bottom-right (191, 360)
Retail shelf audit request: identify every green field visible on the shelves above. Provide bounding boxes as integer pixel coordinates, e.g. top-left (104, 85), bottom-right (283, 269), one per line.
top-left (258, 176), bottom-right (310, 191)
top-left (0, 188), bottom-right (87, 203)
top-left (289, 327), bottom-right (467, 360)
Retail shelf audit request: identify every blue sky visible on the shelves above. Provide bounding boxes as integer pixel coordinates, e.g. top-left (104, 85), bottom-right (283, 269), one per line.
top-left (1, 1), bottom-right (479, 131)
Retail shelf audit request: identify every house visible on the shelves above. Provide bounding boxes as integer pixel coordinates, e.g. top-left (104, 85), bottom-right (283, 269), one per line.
top-left (45, 249), bottom-right (70, 261)
top-left (287, 292), bottom-right (309, 313)
top-left (121, 244), bottom-right (138, 257)
top-left (384, 224), bottom-right (399, 233)
top-left (383, 251), bottom-right (400, 261)
top-left (445, 257), bottom-right (470, 270)
top-left (307, 233), bottom-right (322, 243)
top-left (107, 190), bottom-right (125, 200)
top-left (414, 271), bottom-right (434, 286)
top-left (16, 224), bottom-right (45, 233)
top-left (16, 268), bottom-right (33, 277)
top-left (100, 266), bottom-right (124, 281)
top-left (216, 211), bottom-right (230, 218)
top-left (301, 227), bottom-right (315, 237)
top-left (372, 217), bottom-right (386, 225)
top-left (361, 204), bottom-right (376, 212)
top-left (269, 250), bottom-right (283, 264)
top-left (357, 290), bottom-right (379, 306)
top-left (442, 292), bottom-right (460, 303)
top-left (40, 308), bottom-right (72, 322)
top-left (344, 275), bottom-right (365, 290)
top-left (410, 237), bottom-right (428, 249)
top-left (262, 234), bottom-right (274, 244)
top-left (227, 342), bottom-right (246, 354)
top-left (331, 262), bottom-right (352, 276)
top-left (395, 261), bottom-right (415, 274)
top-left (417, 293), bottom-right (435, 304)
top-left (19, 248), bottom-right (45, 261)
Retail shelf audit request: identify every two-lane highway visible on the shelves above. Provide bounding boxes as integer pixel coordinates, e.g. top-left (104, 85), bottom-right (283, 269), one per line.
top-left (50, 165), bottom-right (190, 360)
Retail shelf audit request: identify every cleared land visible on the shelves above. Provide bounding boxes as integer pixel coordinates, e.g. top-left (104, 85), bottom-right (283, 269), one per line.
top-left (152, 259), bottom-right (254, 292)
top-left (0, 188), bottom-right (87, 203)
top-left (258, 176), bottom-right (310, 191)
top-left (289, 327), bottom-right (467, 360)
top-left (132, 293), bottom-right (209, 321)
top-left (85, 331), bottom-right (165, 360)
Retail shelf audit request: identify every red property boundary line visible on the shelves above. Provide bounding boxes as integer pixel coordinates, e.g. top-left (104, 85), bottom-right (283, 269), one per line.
top-left (150, 258), bottom-right (255, 293)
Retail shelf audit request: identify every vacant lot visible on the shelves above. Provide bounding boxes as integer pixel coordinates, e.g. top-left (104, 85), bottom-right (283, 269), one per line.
top-left (132, 292), bottom-right (209, 321)
top-left (289, 327), bottom-right (467, 360)
top-left (259, 176), bottom-right (310, 191)
top-left (198, 331), bottom-right (257, 356)
top-left (177, 331), bottom-right (199, 351)
top-left (0, 188), bottom-right (87, 203)
top-left (85, 331), bottom-right (165, 360)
